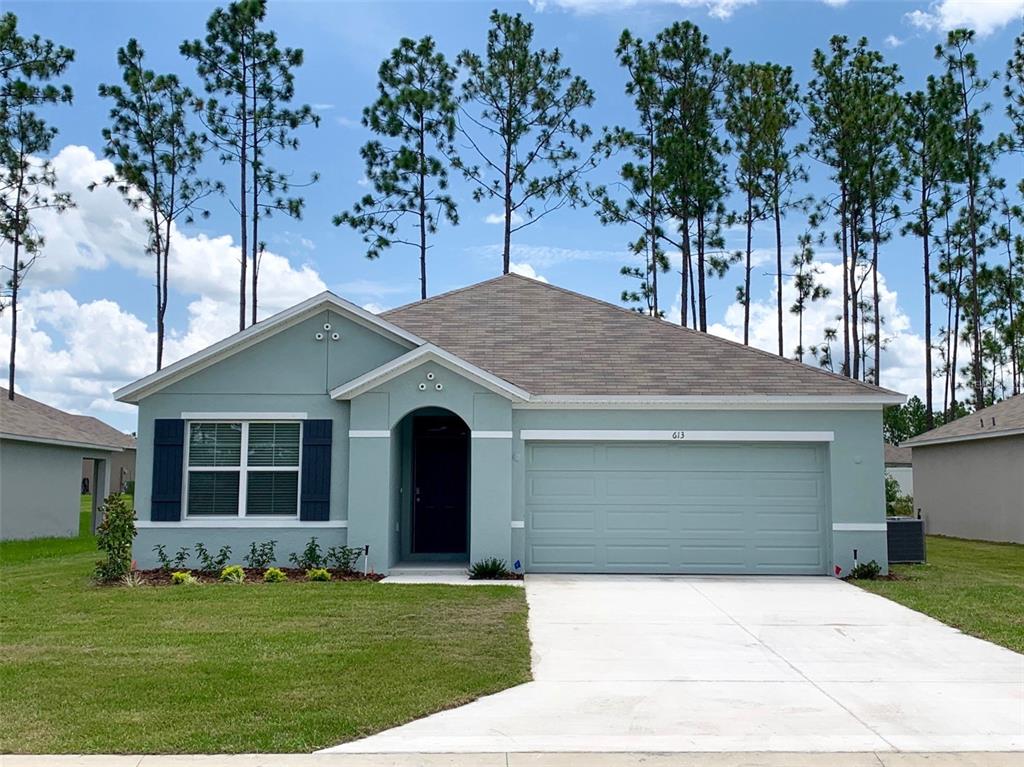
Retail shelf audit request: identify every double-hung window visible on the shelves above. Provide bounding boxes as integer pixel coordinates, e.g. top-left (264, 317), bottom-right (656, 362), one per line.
top-left (185, 421), bottom-right (301, 518)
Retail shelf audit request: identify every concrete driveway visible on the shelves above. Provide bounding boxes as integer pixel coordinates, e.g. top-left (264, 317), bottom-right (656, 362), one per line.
top-left (324, 575), bottom-right (1024, 753)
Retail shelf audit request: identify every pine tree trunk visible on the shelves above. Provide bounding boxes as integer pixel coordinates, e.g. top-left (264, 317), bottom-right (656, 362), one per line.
top-left (251, 64), bottom-right (259, 327)
top-left (680, 217), bottom-right (690, 327)
top-left (744, 189), bottom-right (752, 345)
top-left (419, 112), bottom-right (428, 300)
top-left (851, 219), bottom-right (861, 381)
top-left (7, 231), bottom-right (19, 400)
top-left (840, 184), bottom-right (851, 377)
top-left (697, 212), bottom-right (707, 332)
top-left (649, 137), bottom-right (658, 317)
top-left (238, 41), bottom-right (249, 332)
top-left (774, 191), bottom-right (783, 356)
top-left (922, 185), bottom-right (934, 429)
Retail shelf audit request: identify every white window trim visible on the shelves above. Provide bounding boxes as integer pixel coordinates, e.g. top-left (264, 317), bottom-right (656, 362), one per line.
top-left (181, 411), bottom-right (308, 420)
top-left (183, 420), bottom-right (303, 520)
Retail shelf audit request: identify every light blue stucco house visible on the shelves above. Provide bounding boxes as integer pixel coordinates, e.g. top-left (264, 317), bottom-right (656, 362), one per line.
top-left (116, 274), bottom-right (904, 575)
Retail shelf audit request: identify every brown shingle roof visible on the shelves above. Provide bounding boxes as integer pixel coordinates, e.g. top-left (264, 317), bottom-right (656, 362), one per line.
top-left (884, 443), bottom-right (913, 466)
top-left (904, 394), bottom-right (1024, 447)
top-left (383, 274), bottom-right (901, 398)
top-left (0, 388), bottom-right (135, 450)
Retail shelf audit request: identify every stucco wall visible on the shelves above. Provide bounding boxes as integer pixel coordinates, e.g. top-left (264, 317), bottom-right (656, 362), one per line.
top-left (132, 308), bottom-right (408, 568)
top-left (886, 466), bottom-right (913, 497)
top-left (0, 439), bottom-right (109, 540)
top-left (913, 436), bottom-right (1024, 543)
top-left (83, 448), bottom-right (136, 495)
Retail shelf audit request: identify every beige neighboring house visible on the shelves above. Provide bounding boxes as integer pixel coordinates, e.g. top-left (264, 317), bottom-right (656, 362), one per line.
top-left (884, 442), bottom-right (913, 497)
top-left (904, 394), bottom-right (1024, 543)
top-left (0, 388), bottom-right (136, 540)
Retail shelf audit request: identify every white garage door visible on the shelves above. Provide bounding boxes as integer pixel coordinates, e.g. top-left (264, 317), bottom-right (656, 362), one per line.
top-left (525, 441), bottom-right (830, 574)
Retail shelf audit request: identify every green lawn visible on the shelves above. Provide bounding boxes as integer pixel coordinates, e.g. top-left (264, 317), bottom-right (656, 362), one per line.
top-left (0, 532), bottom-right (531, 754)
top-left (856, 535), bottom-right (1024, 653)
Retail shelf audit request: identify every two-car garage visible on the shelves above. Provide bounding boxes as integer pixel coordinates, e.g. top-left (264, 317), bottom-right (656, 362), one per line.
top-left (523, 435), bottom-right (831, 575)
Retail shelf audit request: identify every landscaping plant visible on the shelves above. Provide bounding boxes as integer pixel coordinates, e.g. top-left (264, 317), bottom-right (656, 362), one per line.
top-left (195, 542), bottom-right (232, 573)
top-left (152, 544), bottom-right (173, 573)
top-left (219, 565), bottom-right (246, 583)
top-left (244, 540), bottom-right (278, 569)
top-left (263, 567), bottom-right (287, 583)
top-left (469, 557), bottom-right (510, 580)
top-left (290, 537), bottom-right (326, 570)
top-left (306, 567), bottom-right (331, 582)
top-left (850, 560), bottom-right (883, 580)
top-left (172, 546), bottom-right (191, 569)
top-left (93, 494), bottom-right (137, 582)
top-left (326, 544), bottom-right (364, 574)
top-left (171, 571), bottom-right (199, 585)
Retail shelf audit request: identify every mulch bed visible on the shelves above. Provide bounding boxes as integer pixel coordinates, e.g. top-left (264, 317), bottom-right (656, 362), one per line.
top-left (134, 567), bottom-right (385, 585)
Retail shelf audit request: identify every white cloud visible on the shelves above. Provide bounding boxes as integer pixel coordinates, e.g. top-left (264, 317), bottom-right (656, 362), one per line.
top-left (529, 0), bottom-right (756, 19)
top-left (509, 262), bottom-right (550, 283)
top-left (820, 0), bottom-right (849, 6)
top-left (484, 210), bottom-right (525, 226)
top-left (905, 0), bottom-right (1024, 36)
top-left (336, 115), bottom-right (360, 128)
top-left (707, 262), bottom-right (926, 398)
top-left (361, 302), bottom-right (387, 314)
top-left (0, 145), bottom-right (328, 429)
top-left (885, 34), bottom-right (905, 48)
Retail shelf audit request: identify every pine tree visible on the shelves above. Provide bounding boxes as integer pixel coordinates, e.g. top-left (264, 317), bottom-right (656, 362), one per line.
top-left (95, 39), bottom-right (218, 370)
top-left (591, 31), bottom-right (668, 316)
top-left (656, 21), bottom-right (731, 331)
top-left (790, 232), bottom-right (830, 362)
top-left (0, 13), bottom-right (74, 400)
top-left (901, 75), bottom-right (959, 428)
top-left (335, 37), bottom-right (458, 300)
top-left (182, 0), bottom-right (318, 330)
top-left (455, 10), bottom-right (596, 274)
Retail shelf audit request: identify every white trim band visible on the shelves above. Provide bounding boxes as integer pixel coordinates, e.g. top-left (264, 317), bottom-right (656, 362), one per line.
top-left (519, 429), bottom-right (835, 443)
top-left (832, 523), bottom-right (887, 532)
top-left (0, 432), bottom-right (125, 452)
top-left (473, 431), bottom-right (513, 439)
top-left (510, 520), bottom-right (525, 529)
top-left (138, 520), bottom-right (348, 529)
top-left (349, 430), bottom-right (390, 438)
top-left (181, 411), bottom-right (308, 420)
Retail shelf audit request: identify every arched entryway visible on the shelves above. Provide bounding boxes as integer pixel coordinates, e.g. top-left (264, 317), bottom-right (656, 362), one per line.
top-left (397, 407), bottom-right (470, 561)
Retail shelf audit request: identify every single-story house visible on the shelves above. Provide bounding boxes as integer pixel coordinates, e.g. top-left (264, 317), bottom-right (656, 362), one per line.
top-left (1, 388), bottom-right (137, 540)
top-left (115, 275), bottom-right (904, 575)
top-left (884, 443), bottom-right (913, 497)
top-left (904, 394), bottom-right (1023, 543)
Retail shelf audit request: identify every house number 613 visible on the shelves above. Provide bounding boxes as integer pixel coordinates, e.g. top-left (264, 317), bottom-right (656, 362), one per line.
top-left (671, 431), bottom-right (686, 440)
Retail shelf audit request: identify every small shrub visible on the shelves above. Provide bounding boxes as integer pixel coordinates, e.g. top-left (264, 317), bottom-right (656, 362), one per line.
top-left (469, 557), bottom-right (509, 580)
top-left (306, 567), bottom-right (331, 582)
top-left (94, 494), bottom-right (137, 582)
top-left (245, 540), bottom-right (278, 569)
top-left (152, 544), bottom-right (172, 573)
top-left (219, 565), bottom-right (246, 583)
top-left (326, 545), bottom-right (364, 574)
top-left (121, 571), bottom-right (145, 588)
top-left (171, 571), bottom-right (199, 586)
top-left (290, 537), bottom-right (326, 570)
top-left (172, 546), bottom-right (191, 569)
top-left (850, 560), bottom-right (882, 580)
top-left (195, 543), bottom-right (232, 573)
top-left (263, 567), bottom-right (287, 583)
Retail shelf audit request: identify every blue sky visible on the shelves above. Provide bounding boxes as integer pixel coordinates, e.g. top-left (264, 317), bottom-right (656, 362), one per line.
top-left (3, 0), bottom-right (1023, 431)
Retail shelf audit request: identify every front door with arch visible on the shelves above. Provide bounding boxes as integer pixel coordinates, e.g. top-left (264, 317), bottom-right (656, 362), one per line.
top-left (408, 412), bottom-right (469, 559)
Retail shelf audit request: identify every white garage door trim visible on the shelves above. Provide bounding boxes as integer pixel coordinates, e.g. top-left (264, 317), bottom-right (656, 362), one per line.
top-left (520, 429), bottom-right (835, 442)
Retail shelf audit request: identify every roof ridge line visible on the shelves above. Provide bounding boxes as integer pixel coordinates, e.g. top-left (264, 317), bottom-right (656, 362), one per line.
top-left (380, 273), bottom-right (512, 316)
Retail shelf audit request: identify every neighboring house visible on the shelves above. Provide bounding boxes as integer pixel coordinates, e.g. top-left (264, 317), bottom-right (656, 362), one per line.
top-left (884, 443), bottom-right (913, 497)
top-left (904, 395), bottom-right (1024, 544)
top-left (83, 443), bottom-right (137, 496)
top-left (0, 388), bottom-right (137, 540)
top-left (115, 275), bottom-right (903, 575)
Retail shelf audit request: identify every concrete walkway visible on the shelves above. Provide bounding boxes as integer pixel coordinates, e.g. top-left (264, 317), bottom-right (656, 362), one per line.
top-left (3, 753), bottom-right (1024, 766)
top-left (324, 575), bottom-right (1024, 753)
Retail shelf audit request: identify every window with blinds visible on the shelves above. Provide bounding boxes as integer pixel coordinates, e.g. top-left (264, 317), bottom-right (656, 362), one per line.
top-left (185, 421), bottom-right (301, 517)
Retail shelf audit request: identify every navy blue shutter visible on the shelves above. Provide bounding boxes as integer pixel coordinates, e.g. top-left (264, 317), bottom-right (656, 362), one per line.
top-left (151, 419), bottom-right (185, 521)
top-left (300, 420), bottom-right (332, 521)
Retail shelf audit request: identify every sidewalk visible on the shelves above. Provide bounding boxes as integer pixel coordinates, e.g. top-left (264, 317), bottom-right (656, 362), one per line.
top-left (2, 753), bottom-right (1023, 766)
